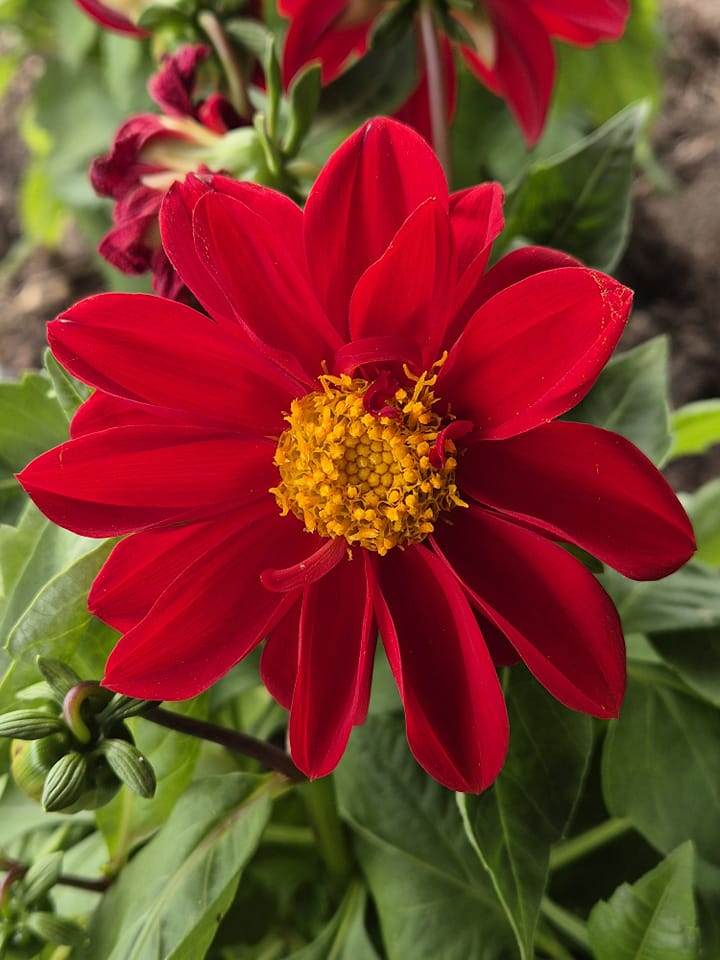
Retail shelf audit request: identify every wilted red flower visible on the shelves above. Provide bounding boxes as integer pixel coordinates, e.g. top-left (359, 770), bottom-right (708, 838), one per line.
top-left (91, 44), bottom-right (248, 300)
top-left (19, 118), bottom-right (693, 792)
top-left (280, 0), bottom-right (629, 143)
top-left (74, 0), bottom-right (147, 35)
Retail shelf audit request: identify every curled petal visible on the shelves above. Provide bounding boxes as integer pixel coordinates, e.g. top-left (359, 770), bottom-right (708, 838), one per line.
top-left (261, 537), bottom-right (347, 592)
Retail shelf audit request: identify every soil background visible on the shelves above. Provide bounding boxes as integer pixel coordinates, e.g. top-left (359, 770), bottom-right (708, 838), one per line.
top-left (0, 0), bottom-right (718, 488)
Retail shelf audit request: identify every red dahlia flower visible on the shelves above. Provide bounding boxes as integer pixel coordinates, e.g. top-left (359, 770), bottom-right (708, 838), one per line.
top-left (280, 0), bottom-right (629, 143)
top-left (19, 118), bottom-right (693, 793)
top-left (91, 44), bottom-right (253, 300)
top-left (74, 0), bottom-right (147, 35)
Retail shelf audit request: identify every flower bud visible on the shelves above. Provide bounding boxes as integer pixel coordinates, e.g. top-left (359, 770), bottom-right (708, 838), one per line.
top-left (23, 912), bottom-right (86, 947)
top-left (10, 736), bottom-right (67, 803)
top-left (0, 711), bottom-right (64, 740)
top-left (100, 738), bottom-right (156, 798)
top-left (20, 854), bottom-right (62, 906)
top-left (41, 752), bottom-right (89, 813)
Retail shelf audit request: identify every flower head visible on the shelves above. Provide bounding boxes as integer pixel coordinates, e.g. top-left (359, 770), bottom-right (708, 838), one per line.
top-left (19, 118), bottom-right (694, 792)
top-left (280, 0), bottom-right (630, 143)
top-left (91, 44), bottom-right (256, 299)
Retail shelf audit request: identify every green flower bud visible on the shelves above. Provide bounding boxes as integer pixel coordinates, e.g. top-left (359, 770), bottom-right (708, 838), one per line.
top-left (0, 710), bottom-right (64, 740)
top-left (23, 911), bottom-right (86, 946)
top-left (41, 752), bottom-right (89, 813)
top-left (20, 853), bottom-right (62, 905)
top-left (100, 738), bottom-right (156, 798)
top-left (10, 735), bottom-right (67, 802)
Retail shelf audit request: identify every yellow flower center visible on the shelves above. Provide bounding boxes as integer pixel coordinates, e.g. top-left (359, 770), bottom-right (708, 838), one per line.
top-left (270, 364), bottom-right (467, 556)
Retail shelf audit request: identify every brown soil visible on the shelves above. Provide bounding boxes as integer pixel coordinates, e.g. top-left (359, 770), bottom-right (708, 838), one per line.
top-left (0, 0), bottom-right (719, 486)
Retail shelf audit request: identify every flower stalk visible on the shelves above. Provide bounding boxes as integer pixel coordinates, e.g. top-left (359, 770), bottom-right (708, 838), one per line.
top-left (142, 706), bottom-right (305, 782)
top-left (418, 3), bottom-right (451, 180)
top-left (549, 817), bottom-right (634, 872)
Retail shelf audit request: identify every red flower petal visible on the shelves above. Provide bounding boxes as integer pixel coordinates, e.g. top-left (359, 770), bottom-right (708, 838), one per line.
top-left (50, 294), bottom-right (301, 435)
top-left (17, 426), bottom-right (276, 537)
top-left (348, 198), bottom-right (455, 368)
top-left (373, 545), bottom-right (508, 793)
top-left (462, 2), bottom-right (555, 144)
top-left (531, 0), bottom-right (629, 43)
top-left (102, 509), bottom-right (309, 699)
top-left (89, 511), bottom-right (253, 632)
top-left (448, 244), bottom-right (581, 347)
top-left (161, 174), bottom-right (308, 330)
top-left (459, 421), bottom-right (696, 579)
top-left (74, 0), bottom-right (147, 35)
top-left (260, 600), bottom-right (301, 711)
top-left (438, 267), bottom-right (633, 439)
top-left (281, 0), bottom-right (371, 84)
top-left (432, 506), bottom-right (626, 718)
top-left (70, 393), bottom-right (188, 439)
top-left (191, 191), bottom-right (341, 378)
top-left (289, 551), bottom-right (376, 778)
top-left (304, 118), bottom-right (449, 338)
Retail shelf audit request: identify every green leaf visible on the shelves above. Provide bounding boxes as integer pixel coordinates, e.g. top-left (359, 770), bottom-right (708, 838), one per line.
top-left (588, 842), bottom-right (699, 960)
top-left (78, 773), bottom-right (273, 960)
top-left (334, 715), bottom-right (513, 960)
top-left (95, 697), bottom-right (207, 862)
top-left (671, 400), bottom-right (720, 459)
top-left (601, 561), bottom-right (720, 636)
top-left (682, 479), bottom-right (720, 568)
top-left (500, 102), bottom-right (648, 272)
top-left (2, 528), bottom-right (115, 704)
top-left (458, 670), bottom-right (592, 960)
top-left (569, 336), bottom-right (671, 465)
top-left (288, 884), bottom-right (379, 960)
top-left (603, 671), bottom-right (720, 867)
top-left (0, 372), bottom-right (68, 474)
top-left (0, 502), bottom-right (98, 650)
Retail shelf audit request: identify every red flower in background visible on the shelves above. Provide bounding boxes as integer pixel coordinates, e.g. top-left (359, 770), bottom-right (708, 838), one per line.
top-left (91, 44), bottom-right (245, 300)
top-left (19, 119), bottom-right (693, 792)
top-left (280, 0), bottom-right (629, 143)
top-left (74, 0), bottom-right (147, 35)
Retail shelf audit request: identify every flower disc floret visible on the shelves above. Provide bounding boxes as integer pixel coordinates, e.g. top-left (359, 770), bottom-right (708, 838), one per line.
top-left (271, 368), bottom-right (466, 555)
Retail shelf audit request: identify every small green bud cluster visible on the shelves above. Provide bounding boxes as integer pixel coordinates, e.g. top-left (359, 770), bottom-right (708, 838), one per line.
top-left (1, 658), bottom-right (157, 814)
top-left (0, 853), bottom-right (85, 957)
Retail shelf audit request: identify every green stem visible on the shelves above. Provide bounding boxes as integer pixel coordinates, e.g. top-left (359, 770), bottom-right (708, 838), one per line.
top-left (541, 898), bottom-right (590, 954)
top-left (417, 4), bottom-right (452, 181)
top-left (535, 927), bottom-right (577, 960)
top-left (261, 824), bottom-right (315, 846)
top-left (550, 817), bottom-right (634, 872)
top-left (198, 10), bottom-right (253, 119)
top-left (301, 778), bottom-right (354, 888)
top-left (143, 706), bottom-right (304, 782)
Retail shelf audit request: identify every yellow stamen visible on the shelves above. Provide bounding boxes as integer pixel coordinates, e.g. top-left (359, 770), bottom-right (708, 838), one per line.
top-left (270, 365), bottom-right (466, 556)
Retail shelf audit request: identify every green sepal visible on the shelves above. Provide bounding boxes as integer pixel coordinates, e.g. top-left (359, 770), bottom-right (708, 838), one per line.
top-left (0, 710), bottom-right (64, 741)
top-left (23, 911), bottom-right (86, 946)
top-left (41, 751), bottom-right (88, 812)
top-left (96, 694), bottom-right (158, 725)
top-left (284, 63), bottom-right (322, 158)
top-left (10, 735), bottom-right (68, 803)
top-left (20, 853), bottom-right (63, 905)
top-left (36, 656), bottom-right (83, 701)
top-left (434, 5), bottom-right (475, 47)
top-left (99, 739), bottom-right (157, 799)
